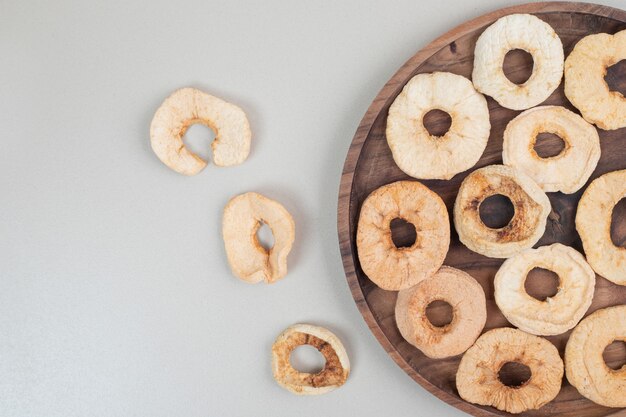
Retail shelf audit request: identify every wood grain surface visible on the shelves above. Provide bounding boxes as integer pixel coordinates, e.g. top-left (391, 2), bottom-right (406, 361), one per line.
top-left (337, 2), bottom-right (626, 416)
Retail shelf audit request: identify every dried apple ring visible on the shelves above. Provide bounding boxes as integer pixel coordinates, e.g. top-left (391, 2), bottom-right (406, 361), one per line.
top-left (473, 14), bottom-right (564, 110)
top-left (150, 87), bottom-right (251, 175)
top-left (565, 29), bottom-right (626, 130)
top-left (456, 328), bottom-right (564, 414)
top-left (386, 72), bottom-right (490, 180)
top-left (576, 169), bottom-right (626, 285)
top-left (222, 192), bottom-right (295, 284)
top-left (503, 106), bottom-right (600, 194)
top-left (565, 305), bottom-right (626, 407)
top-left (356, 181), bottom-right (450, 291)
top-left (453, 165), bottom-right (551, 258)
top-left (271, 324), bottom-right (350, 395)
top-left (494, 243), bottom-right (595, 336)
top-left (395, 266), bottom-right (486, 359)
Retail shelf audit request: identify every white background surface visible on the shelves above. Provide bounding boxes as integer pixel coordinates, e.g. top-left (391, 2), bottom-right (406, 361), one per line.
top-left (2, 1), bottom-right (623, 416)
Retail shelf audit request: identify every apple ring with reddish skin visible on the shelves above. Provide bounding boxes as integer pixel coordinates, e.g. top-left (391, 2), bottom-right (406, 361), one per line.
top-left (395, 266), bottom-right (487, 359)
top-left (357, 180), bottom-right (450, 290)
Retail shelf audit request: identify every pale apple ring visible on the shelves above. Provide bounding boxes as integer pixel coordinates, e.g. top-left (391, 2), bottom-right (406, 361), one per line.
top-left (502, 106), bottom-right (600, 194)
top-left (564, 30), bottom-right (626, 130)
top-left (494, 243), bottom-right (596, 336)
top-left (565, 305), bottom-right (626, 407)
top-left (395, 266), bottom-right (486, 359)
top-left (222, 192), bottom-right (295, 284)
top-left (356, 181), bottom-right (450, 291)
top-left (150, 87), bottom-right (251, 175)
top-left (453, 165), bottom-right (551, 258)
top-left (386, 72), bottom-right (490, 180)
top-left (576, 169), bottom-right (626, 285)
top-left (456, 328), bottom-right (564, 414)
top-left (271, 324), bottom-right (350, 395)
top-left (473, 14), bottom-right (564, 110)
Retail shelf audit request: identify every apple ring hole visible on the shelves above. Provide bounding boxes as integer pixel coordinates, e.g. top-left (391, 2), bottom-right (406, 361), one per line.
top-left (498, 361), bottom-right (532, 388)
top-left (503, 49), bottom-right (534, 85)
top-left (390, 218), bottom-right (417, 248)
top-left (533, 132), bottom-right (566, 158)
top-left (182, 123), bottom-right (216, 161)
top-left (423, 109), bottom-right (452, 137)
top-left (611, 198), bottom-right (626, 248)
top-left (524, 268), bottom-right (560, 301)
top-left (290, 344), bottom-right (326, 374)
top-left (479, 194), bottom-right (515, 229)
top-left (605, 59), bottom-right (626, 97)
top-left (603, 340), bottom-right (626, 371)
top-left (256, 222), bottom-right (275, 251)
top-left (425, 300), bottom-right (453, 327)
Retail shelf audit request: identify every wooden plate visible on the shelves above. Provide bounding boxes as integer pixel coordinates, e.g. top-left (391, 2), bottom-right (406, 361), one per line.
top-left (337, 2), bottom-right (626, 416)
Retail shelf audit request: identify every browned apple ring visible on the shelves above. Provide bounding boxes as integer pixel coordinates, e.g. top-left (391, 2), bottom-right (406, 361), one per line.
top-left (453, 165), bottom-right (551, 258)
top-left (271, 324), bottom-right (350, 395)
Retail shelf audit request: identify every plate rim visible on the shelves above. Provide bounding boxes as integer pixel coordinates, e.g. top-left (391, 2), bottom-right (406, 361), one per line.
top-left (336, 2), bottom-right (626, 416)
